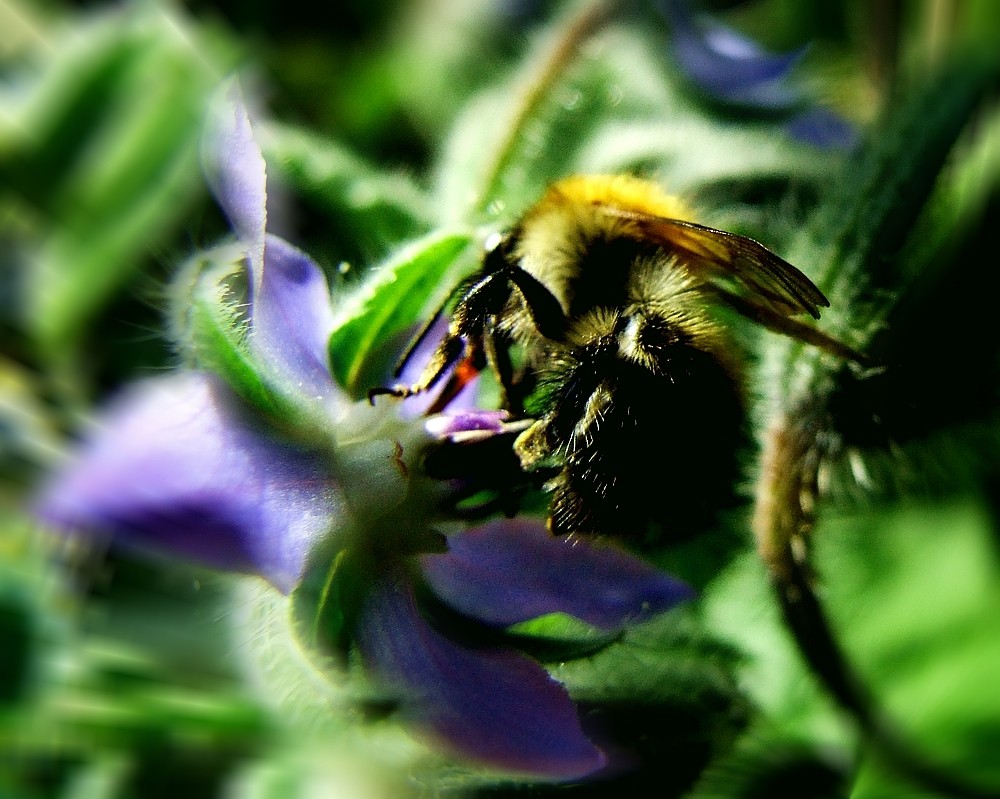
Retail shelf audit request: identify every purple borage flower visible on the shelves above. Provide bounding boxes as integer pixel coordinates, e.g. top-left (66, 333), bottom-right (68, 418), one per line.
top-left (35, 84), bottom-right (695, 780)
top-left (662, 0), bottom-right (857, 149)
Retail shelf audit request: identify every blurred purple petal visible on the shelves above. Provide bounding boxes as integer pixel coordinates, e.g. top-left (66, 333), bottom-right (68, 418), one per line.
top-left (204, 82), bottom-right (267, 289)
top-left (252, 235), bottom-right (340, 406)
top-left (663, 0), bottom-right (806, 110)
top-left (419, 519), bottom-right (694, 631)
top-left (786, 106), bottom-right (859, 150)
top-left (36, 372), bottom-right (342, 593)
top-left (355, 567), bottom-right (606, 779)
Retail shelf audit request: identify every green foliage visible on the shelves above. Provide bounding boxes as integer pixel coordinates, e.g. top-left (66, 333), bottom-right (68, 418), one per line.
top-left (259, 120), bottom-right (433, 267)
top-left (697, 497), bottom-right (1000, 798)
top-left (432, 7), bottom-right (845, 230)
top-left (0, 5), bottom-right (235, 364)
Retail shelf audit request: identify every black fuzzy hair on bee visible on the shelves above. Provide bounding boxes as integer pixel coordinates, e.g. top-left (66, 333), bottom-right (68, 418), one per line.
top-left (371, 174), bottom-right (865, 543)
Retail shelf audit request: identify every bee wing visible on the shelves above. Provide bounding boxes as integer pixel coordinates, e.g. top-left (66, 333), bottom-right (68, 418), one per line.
top-left (599, 207), bottom-right (829, 320)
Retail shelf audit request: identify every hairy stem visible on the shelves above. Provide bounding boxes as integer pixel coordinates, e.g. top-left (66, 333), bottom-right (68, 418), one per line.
top-left (471, 0), bottom-right (615, 214)
top-left (754, 407), bottom-right (997, 799)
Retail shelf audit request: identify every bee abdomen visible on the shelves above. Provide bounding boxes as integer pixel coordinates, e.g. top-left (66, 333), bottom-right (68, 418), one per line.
top-left (545, 342), bottom-right (744, 543)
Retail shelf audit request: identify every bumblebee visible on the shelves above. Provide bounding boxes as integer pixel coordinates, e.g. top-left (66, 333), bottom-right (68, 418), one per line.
top-left (372, 175), bottom-right (862, 541)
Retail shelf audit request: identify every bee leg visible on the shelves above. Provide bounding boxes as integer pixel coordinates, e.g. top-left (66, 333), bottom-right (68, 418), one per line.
top-left (391, 305), bottom-right (446, 379)
top-left (514, 419), bottom-right (590, 536)
top-left (369, 268), bottom-right (514, 404)
top-left (368, 333), bottom-right (466, 403)
top-left (504, 267), bottom-right (568, 342)
top-left (513, 417), bottom-right (550, 470)
top-left (424, 342), bottom-right (488, 414)
top-left (482, 325), bottom-right (523, 414)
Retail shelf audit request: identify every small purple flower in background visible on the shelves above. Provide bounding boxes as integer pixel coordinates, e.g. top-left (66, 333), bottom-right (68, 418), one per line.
top-left (662, 0), bottom-right (858, 149)
top-left (784, 106), bottom-right (857, 151)
top-left (36, 84), bottom-right (694, 780)
top-left (663, 0), bottom-right (806, 111)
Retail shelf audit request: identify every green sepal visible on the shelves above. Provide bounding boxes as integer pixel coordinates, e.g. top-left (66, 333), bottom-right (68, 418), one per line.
top-left (292, 547), bottom-right (373, 660)
top-left (328, 230), bottom-right (474, 398)
top-left (502, 613), bottom-right (621, 663)
top-left (169, 246), bottom-right (329, 439)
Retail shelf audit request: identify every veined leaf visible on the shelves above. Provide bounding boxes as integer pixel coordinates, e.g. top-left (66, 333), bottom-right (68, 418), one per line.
top-left (328, 230), bottom-right (474, 397)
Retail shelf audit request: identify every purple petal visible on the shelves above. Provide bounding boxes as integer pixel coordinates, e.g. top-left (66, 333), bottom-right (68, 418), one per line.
top-left (786, 107), bottom-right (859, 150)
top-left (663, 0), bottom-right (806, 110)
top-left (204, 86), bottom-right (340, 406)
top-left (419, 519), bottom-right (694, 631)
top-left (252, 235), bottom-right (340, 406)
top-left (424, 410), bottom-right (510, 441)
top-left (354, 567), bottom-right (606, 779)
top-left (204, 82), bottom-right (267, 289)
top-left (36, 372), bottom-right (342, 593)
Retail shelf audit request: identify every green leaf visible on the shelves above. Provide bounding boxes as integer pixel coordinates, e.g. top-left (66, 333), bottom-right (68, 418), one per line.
top-left (432, 5), bottom-right (843, 237)
top-left (579, 116), bottom-right (846, 204)
top-left (0, 14), bottom-right (138, 203)
top-left (0, 512), bottom-right (76, 723)
top-left (550, 606), bottom-right (753, 796)
top-left (60, 756), bottom-right (131, 799)
top-left (788, 57), bottom-right (1000, 354)
top-left (703, 498), bottom-right (1000, 797)
top-left (754, 56), bottom-right (1000, 456)
top-left (687, 729), bottom-right (850, 798)
top-left (328, 230), bottom-right (474, 397)
top-left (818, 499), bottom-right (1000, 796)
top-left (701, 552), bottom-right (849, 749)
top-left (0, 356), bottom-right (63, 488)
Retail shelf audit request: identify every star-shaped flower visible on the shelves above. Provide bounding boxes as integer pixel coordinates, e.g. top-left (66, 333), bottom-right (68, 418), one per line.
top-left (35, 84), bottom-right (694, 781)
